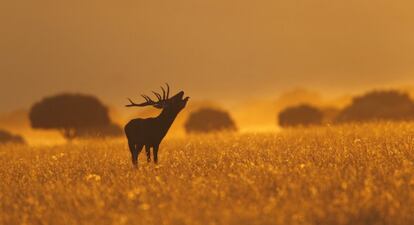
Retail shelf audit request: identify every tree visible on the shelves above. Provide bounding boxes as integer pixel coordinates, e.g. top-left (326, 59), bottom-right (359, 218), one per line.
top-left (0, 129), bottom-right (25, 144)
top-left (336, 90), bottom-right (414, 123)
top-left (29, 93), bottom-right (121, 140)
top-left (184, 108), bottom-right (237, 133)
top-left (278, 104), bottom-right (323, 127)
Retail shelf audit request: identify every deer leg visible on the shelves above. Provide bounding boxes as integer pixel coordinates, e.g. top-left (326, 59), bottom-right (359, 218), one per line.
top-left (136, 144), bottom-right (144, 158)
top-left (128, 141), bottom-right (138, 167)
top-left (145, 145), bottom-right (151, 163)
top-left (153, 145), bottom-right (159, 164)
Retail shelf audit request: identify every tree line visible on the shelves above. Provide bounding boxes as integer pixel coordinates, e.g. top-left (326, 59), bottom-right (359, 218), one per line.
top-left (1, 89), bottom-right (414, 144)
top-left (278, 90), bottom-right (414, 127)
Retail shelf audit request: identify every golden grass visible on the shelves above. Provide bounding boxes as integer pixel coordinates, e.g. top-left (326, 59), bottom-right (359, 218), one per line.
top-left (1, 122), bottom-right (414, 225)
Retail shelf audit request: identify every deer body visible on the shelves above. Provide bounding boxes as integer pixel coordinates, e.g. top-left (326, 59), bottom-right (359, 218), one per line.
top-left (124, 85), bottom-right (189, 166)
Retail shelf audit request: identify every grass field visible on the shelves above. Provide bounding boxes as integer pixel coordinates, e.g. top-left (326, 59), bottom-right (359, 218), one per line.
top-left (1, 122), bottom-right (414, 225)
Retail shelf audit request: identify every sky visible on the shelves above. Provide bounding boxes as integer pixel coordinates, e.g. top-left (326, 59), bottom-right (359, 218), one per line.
top-left (1, 0), bottom-right (414, 113)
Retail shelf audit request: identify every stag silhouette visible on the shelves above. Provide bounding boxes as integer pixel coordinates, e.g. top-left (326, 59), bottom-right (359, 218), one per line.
top-left (124, 84), bottom-right (189, 166)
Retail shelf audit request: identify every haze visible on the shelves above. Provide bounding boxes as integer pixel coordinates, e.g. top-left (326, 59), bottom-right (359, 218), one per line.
top-left (1, 0), bottom-right (414, 113)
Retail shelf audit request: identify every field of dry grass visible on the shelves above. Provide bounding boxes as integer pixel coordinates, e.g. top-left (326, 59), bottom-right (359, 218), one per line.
top-left (1, 122), bottom-right (414, 225)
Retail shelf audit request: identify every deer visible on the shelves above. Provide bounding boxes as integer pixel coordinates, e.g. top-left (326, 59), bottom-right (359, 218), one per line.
top-left (124, 84), bottom-right (189, 167)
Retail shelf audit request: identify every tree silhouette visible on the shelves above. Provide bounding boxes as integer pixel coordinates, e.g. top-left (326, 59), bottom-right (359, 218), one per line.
top-left (0, 130), bottom-right (25, 144)
top-left (29, 93), bottom-right (120, 140)
top-left (278, 104), bottom-right (323, 127)
top-left (336, 90), bottom-right (414, 123)
top-left (184, 108), bottom-right (237, 133)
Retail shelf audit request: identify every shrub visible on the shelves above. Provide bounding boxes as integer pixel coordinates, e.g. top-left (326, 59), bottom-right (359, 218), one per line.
top-left (0, 130), bottom-right (25, 144)
top-left (278, 104), bottom-right (323, 127)
top-left (184, 108), bottom-right (237, 133)
top-left (336, 90), bottom-right (414, 123)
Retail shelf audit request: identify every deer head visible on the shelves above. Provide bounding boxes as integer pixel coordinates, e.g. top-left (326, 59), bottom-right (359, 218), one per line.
top-left (126, 83), bottom-right (189, 111)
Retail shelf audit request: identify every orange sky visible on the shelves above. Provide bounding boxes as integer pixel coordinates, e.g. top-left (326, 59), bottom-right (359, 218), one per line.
top-left (1, 0), bottom-right (414, 113)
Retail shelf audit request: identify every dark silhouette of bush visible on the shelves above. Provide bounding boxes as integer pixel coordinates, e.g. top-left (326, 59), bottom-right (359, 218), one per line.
top-left (0, 130), bottom-right (25, 144)
top-left (278, 104), bottom-right (323, 127)
top-left (29, 93), bottom-right (121, 140)
top-left (336, 90), bottom-right (414, 123)
top-left (184, 108), bottom-right (237, 133)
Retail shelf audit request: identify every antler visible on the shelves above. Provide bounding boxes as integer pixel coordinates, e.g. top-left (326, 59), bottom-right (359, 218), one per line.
top-left (166, 83), bottom-right (170, 99)
top-left (126, 83), bottom-right (171, 108)
top-left (125, 95), bottom-right (159, 108)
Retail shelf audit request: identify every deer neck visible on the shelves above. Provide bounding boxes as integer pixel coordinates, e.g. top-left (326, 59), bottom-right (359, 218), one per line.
top-left (156, 108), bottom-right (180, 134)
